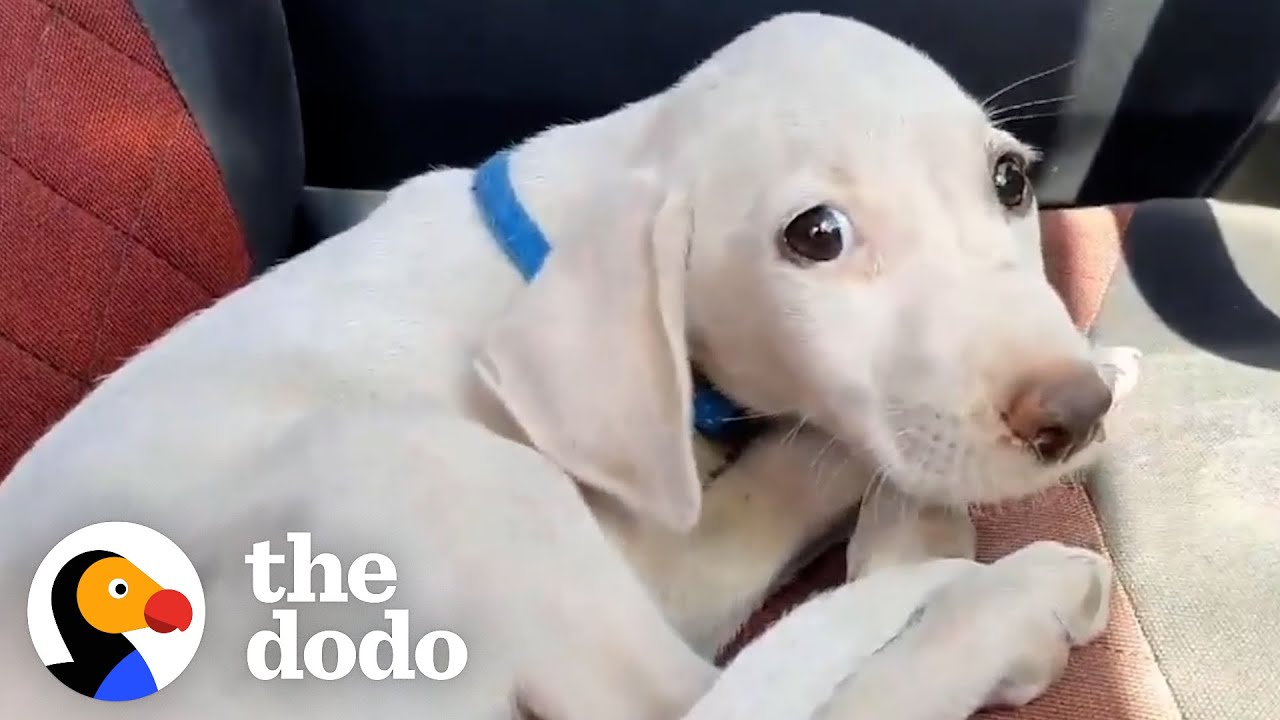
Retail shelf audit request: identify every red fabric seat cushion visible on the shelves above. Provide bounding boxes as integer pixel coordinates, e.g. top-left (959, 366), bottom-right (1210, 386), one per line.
top-left (0, 0), bottom-right (249, 477)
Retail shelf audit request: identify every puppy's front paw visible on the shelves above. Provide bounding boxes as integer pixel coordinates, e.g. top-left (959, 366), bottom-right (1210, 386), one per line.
top-left (1091, 344), bottom-right (1143, 408)
top-left (978, 542), bottom-right (1114, 709)
top-left (996, 540), bottom-right (1114, 646)
top-left (982, 639), bottom-right (1069, 709)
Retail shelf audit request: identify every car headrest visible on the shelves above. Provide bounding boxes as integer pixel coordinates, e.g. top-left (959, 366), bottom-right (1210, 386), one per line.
top-left (281, 0), bottom-right (1280, 207)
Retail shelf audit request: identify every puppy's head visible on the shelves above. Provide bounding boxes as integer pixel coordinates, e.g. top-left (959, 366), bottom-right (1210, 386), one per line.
top-left (661, 14), bottom-right (1110, 507)
top-left (478, 13), bottom-right (1112, 531)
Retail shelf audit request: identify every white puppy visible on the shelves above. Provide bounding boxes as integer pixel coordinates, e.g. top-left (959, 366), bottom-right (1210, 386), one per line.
top-left (0, 13), bottom-right (1131, 719)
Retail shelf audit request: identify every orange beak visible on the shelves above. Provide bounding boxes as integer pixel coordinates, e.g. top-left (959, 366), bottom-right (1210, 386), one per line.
top-left (143, 588), bottom-right (192, 633)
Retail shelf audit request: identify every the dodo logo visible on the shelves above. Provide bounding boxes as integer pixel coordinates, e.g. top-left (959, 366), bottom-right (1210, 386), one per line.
top-left (27, 522), bottom-right (205, 702)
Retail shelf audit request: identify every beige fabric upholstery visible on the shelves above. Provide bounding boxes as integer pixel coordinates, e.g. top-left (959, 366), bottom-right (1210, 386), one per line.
top-left (1089, 200), bottom-right (1280, 720)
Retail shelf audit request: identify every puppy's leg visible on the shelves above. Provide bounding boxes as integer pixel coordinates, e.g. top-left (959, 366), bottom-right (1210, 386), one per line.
top-left (845, 477), bottom-right (975, 581)
top-left (817, 541), bottom-right (1112, 720)
top-left (56, 407), bottom-right (716, 720)
top-left (679, 541), bottom-right (1109, 720)
top-left (350, 412), bottom-right (719, 720)
top-left (603, 426), bottom-right (872, 657)
top-left (680, 557), bottom-right (980, 720)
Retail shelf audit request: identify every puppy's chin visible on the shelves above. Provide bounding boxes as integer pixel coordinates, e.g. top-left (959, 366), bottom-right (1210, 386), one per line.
top-left (865, 408), bottom-right (1107, 508)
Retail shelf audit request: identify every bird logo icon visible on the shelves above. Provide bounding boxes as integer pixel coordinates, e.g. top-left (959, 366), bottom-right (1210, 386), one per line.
top-left (28, 522), bottom-right (205, 702)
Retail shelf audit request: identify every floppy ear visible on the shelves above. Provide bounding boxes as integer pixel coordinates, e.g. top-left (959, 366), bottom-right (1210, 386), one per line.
top-left (474, 172), bottom-right (702, 533)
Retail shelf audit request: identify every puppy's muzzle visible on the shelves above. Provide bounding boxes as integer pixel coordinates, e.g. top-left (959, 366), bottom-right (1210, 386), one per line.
top-left (1002, 361), bottom-right (1112, 463)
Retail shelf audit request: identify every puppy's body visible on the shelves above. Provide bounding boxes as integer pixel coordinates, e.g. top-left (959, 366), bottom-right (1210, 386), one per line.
top-left (0, 13), bottom-right (1125, 719)
top-left (0, 68), bottom-right (855, 720)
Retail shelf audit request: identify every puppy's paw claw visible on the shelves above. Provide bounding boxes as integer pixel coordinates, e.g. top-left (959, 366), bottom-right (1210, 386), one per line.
top-left (1092, 345), bottom-right (1143, 407)
top-left (1056, 550), bottom-right (1113, 647)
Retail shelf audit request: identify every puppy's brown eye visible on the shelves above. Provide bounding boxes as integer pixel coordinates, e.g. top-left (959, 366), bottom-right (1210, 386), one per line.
top-left (779, 205), bottom-right (852, 263)
top-left (993, 153), bottom-right (1031, 210)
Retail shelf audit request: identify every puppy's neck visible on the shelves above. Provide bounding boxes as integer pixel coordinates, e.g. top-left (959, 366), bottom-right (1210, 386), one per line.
top-left (486, 101), bottom-right (772, 462)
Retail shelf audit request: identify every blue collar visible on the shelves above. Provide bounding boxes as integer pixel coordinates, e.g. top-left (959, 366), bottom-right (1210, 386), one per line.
top-left (472, 150), bottom-right (746, 440)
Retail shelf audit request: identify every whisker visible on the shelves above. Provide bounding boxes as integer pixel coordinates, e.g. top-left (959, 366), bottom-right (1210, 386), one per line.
top-left (993, 110), bottom-right (1064, 127)
top-left (871, 475), bottom-right (886, 527)
top-left (981, 59), bottom-right (1076, 110)
top-left (781, 415), bottom-right (809, 446)
top-left (721, 410), bottom-right (782, 423)
top-left (864, 471), bottom-right (886, 526)
top-left (903, 485), bottom-right (922, 525)
top-left (988, 94), bottom-right (1075, 118)
top-left (814, 432), bottom-right (881, 483)
top-left (878, 477), bottom-right (906, 526)
top-left (808, 435), bottom-right (839, 472)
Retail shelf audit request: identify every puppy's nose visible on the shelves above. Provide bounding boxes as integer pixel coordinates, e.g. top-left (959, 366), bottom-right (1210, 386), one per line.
top-left (1002, 361), bottom-right (1112, 462)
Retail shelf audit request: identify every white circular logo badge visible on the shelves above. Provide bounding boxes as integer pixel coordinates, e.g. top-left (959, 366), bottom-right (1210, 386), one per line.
top-left (27, 522), bottom-right (205, 702)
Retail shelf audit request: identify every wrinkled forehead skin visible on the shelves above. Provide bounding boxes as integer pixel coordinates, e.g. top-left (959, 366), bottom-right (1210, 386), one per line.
top-left (643, 13), bottom-right (1044, 271)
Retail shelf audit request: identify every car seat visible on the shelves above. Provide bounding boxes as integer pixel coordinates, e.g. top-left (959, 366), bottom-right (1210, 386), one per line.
top-left (2, 1), bottom-right (1279, 718)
